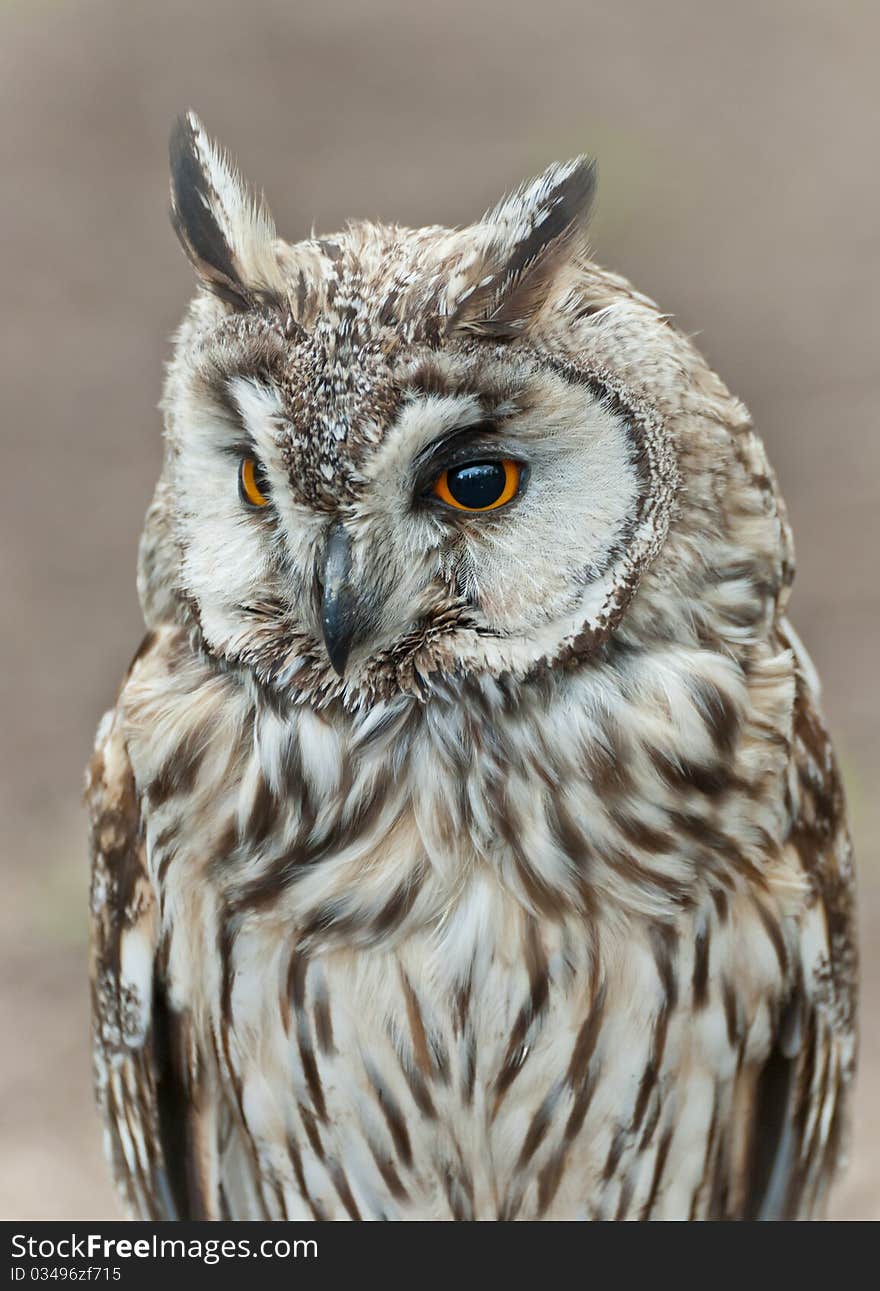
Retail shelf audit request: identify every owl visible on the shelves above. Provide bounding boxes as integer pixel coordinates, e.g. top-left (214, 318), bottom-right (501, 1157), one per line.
top-left (87, 112), bottom-right (857, 1221)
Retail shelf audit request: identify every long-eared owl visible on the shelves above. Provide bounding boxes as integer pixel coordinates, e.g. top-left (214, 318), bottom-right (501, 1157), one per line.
top-left (87, 113), bottom-right (857, 1220)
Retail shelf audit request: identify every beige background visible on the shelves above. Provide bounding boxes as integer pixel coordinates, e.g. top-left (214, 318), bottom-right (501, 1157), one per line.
top-left (1, 0), bottom-right (877, 1219)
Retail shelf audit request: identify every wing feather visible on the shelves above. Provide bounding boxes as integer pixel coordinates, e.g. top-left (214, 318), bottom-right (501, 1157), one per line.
top-left (740, 634), bottom-right (857, 1218)
top-left (87, 692), bottom-right (219, 1219)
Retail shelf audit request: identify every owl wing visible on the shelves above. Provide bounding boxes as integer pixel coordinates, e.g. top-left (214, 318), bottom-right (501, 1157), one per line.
top-left (739, 635), bottom-right (857, 1219)
top-left (87, 699), bottom-right (214, 1220)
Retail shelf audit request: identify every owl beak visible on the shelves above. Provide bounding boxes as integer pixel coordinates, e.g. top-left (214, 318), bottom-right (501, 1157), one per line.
top-left (320, 523), bottom-right (358, 677)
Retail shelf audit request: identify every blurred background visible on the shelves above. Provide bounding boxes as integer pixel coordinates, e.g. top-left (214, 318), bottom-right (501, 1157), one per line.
top-left (1, 0), bottom-right (877, 1219)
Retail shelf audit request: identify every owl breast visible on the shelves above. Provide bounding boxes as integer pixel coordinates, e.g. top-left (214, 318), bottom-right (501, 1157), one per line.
top-left (199, 896), bottom-right (783, 1221)
top-left (116, 625), bottom-right (809, 1220)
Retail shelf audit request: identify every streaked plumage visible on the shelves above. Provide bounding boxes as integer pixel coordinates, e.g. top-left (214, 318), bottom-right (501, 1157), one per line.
top-left (87, 113), bottom-right (856, 1220)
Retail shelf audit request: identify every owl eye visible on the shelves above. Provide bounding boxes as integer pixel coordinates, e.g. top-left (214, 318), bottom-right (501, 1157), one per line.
top-left (432, 459), bottom-right (522, 512)
top-left (238, 456), bottom-right (270, 508)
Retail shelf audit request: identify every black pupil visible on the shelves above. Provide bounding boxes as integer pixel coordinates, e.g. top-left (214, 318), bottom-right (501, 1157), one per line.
top-left (446, 461), bottom-right (507, 509)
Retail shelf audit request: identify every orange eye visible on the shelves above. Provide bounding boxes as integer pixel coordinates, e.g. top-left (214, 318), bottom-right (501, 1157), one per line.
top-left (238, 456), bottom-right (270, 508)
top-left (432, 459), bottom-right (522, 512)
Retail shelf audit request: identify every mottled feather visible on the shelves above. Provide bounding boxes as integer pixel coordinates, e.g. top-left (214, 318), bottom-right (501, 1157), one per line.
top-left (87, 116), bottom-right (857, 1220)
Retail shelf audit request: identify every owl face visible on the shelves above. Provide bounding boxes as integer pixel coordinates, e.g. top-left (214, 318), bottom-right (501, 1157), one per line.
top-left (154, 115), bottom-right (712, 706)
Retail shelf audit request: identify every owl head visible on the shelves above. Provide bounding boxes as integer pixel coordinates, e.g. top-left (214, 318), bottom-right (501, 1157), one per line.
top-left (147, 112), bottom-right (790, 708)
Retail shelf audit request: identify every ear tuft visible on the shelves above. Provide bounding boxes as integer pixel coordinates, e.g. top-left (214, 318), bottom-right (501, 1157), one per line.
top-left (449, 156), bottom-right (597, 336)
top-left (169, 112), bottom-right (282, 308)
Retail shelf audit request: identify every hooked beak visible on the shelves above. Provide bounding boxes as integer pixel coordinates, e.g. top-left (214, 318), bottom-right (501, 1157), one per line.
top-left (320, 523), bottom-right (359, 677)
